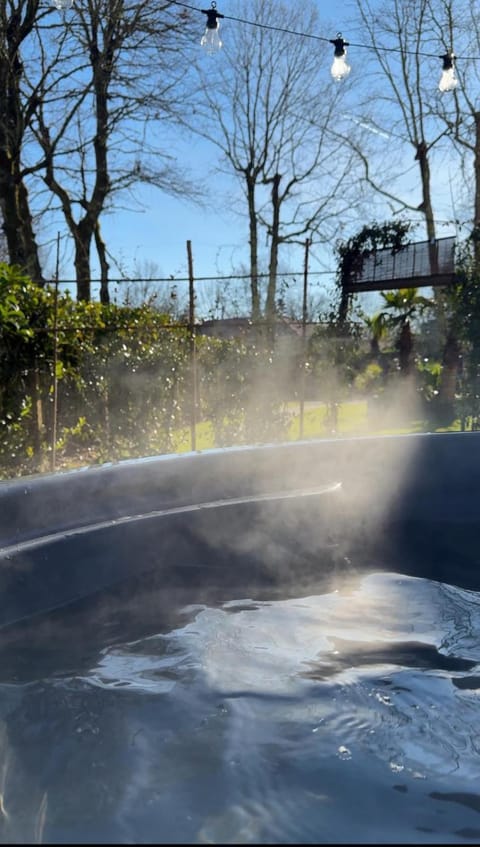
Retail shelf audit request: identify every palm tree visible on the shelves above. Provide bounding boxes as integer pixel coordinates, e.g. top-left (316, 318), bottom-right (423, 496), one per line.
top-left (363, 311), bottom-right (389, 359)
top-left (374, 288), bottom-right (433, 375)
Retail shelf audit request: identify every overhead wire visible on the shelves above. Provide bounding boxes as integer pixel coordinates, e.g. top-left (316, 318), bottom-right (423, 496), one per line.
top-left (170, 0), bottom-right (480, 62)
top-left (50, 269), bottom-right (337, 285)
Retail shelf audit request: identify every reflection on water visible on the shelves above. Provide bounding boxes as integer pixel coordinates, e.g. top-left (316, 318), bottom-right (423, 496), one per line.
top-left (1, 572), bottom-right (480, 843)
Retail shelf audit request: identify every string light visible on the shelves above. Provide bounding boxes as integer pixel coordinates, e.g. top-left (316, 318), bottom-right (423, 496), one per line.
top-left (330, 34), bottom-right (351, 82)
top-left (200, 2), bottom-right (224, 54)
top-left (170, 0), bottom-right (473, 94)
top-left (439, 51), bottom-right (458, 92)
top-left (47, 0), bottom-right (467, 96)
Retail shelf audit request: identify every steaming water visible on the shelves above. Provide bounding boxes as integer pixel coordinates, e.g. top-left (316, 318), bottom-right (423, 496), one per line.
top-left (1, 571), bottom-right (480, 844)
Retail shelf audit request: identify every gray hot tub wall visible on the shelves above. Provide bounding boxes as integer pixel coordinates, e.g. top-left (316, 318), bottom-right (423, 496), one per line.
top-left (1, 432), bottom-right (479, 631)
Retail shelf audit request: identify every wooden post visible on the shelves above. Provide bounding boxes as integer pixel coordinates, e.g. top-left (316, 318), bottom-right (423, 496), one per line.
top-left (51, 232), bottom-right (60, 472)
top-left (187, 240), bottom-right (197, 451)
top-left (299, 238), bottom-right (310, 439)
top-left (474, 110), bottom-right (480, 270)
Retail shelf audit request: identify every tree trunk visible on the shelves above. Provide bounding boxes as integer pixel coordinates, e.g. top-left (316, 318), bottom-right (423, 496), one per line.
top-left (74, 224), bottom-right (93, 303)
top-left (95, 221), bottom-right (110, 305)
top-left (415, 137), bottom-right (456, 417)
top-left (415, 141), bottom-right (436, 259)
top-left (473, 111), bottom-right (480, 271)
top-left (436, 333), bottom-right (461, 424)
top-left (0, 175), bottom-right (44, 283)
top-left (398, 320), bottom-right (413, 374)
top-left (0, 9), bottom-right (44, 284)
top-left (0, 117), bottom-right (43, 282)
top-left (415, 140), bottom-right (447, 328)
top-left (247, 178), bottom-right (260, 322)
top-left (338, 279), bottom-right (350, 324)
top-left (265, 172), bottom-right (281, 338)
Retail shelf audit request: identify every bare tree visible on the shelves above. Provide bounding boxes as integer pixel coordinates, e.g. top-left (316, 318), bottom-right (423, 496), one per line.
top-left (185, 0), bottom-right (358, 326)
top-left (27, 0), bottom-right (199, 302)
top-left (350, 0), bottom-right (454, 276)
top-left (0, 1), bottom-right (199, 297)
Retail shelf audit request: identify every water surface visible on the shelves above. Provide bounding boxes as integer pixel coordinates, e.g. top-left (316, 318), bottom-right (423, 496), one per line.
top-left (0, 571), bottom-right (479, 844)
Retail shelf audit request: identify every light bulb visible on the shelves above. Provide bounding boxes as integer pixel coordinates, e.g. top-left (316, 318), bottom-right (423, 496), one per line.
top-left (330, 35), bottom-right (351, 82)
top-left (331, 54), bottom-right (351, 81)
top-left (439, 52), bottom-right (458, 92)
top-left (201, 4), bottom-right (224, 55)
top-left (439, 68), bottom-right (457, 91)
top-left (201, 22), bottom-right (222, 54)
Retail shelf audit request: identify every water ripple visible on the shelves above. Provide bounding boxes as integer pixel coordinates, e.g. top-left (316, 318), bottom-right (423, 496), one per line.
top-left (1, 571), bottom-right (480, 843)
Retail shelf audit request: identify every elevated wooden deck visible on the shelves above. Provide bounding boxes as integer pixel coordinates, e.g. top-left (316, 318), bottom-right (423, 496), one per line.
top-left (343, 236), bottom-right (456, 293)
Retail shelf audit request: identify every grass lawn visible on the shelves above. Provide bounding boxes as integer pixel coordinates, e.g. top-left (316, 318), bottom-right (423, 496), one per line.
top-left (289, 399), bottom-right (462, 439)
top-left (170, 399), bottom-right (462, 455)
top-left (171, 420), bottom-right (217, 452)
top-left (288, 400), bottom-right (368, 440)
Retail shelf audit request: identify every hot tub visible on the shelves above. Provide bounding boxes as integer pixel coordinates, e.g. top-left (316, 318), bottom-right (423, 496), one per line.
top-left (0, 433), bottom-right (479, 843)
